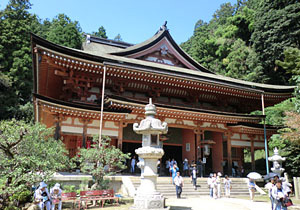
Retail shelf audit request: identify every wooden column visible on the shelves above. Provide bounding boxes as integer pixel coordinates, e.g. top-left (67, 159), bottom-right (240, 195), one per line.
top-left (194, 128), bottom-right (202, 161)
top-left (79, 118), bottom-right (90, 148)
top-left (118, 121), bottom-right (127, 150)
top-left (225, 132), bottom-right (232, 176)
top-left (53, 114), bottom-right (63, 140)
top-left (251, 138), bottom-right (255, 171)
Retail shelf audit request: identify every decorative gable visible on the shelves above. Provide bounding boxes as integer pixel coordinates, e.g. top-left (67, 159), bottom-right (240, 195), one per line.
top-left (110, 26), bottom-right (213, 73)
top-left (127, 37), bottom-right (196, 69)
top-left (138, 43), bottom-right (187, 68)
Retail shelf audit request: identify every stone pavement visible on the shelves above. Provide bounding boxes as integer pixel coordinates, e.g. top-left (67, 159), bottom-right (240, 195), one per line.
top-left (166, 197), bottom-right (270, 210)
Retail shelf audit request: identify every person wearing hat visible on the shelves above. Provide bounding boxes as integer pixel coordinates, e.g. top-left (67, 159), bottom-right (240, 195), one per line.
top-left (50, 183), bottom-right (62, 210)
top-left (34, 182), bottom-right (51, 210)
top-left (272, 179), bottom-right (288, 210)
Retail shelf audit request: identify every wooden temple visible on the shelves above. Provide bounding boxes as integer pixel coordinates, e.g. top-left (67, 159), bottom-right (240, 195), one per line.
top-left (31, 24), bottom-right (294, 175)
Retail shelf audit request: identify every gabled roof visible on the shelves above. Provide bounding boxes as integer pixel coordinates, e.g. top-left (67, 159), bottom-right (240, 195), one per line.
top-left (31, 33), bottom-right (295, 94)
top-left (110, 26), bottom-right (214, 73)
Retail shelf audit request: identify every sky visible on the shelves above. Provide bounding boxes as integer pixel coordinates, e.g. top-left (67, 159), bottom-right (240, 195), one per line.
top-left (1, 0), bottom-right (237, 44)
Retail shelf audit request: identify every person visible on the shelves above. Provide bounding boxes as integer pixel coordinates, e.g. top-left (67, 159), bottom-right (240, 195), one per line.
top-left (272, 179), bottom-right (288, 210)
top-left (191, 164), bottom-right (197, 190)
top-left (183, 158), bottom-right (189, 177)
top-left (224, 175), bottom-right (231, 198)
top-left (282, 178), bottom-right (292, 197)
top-left (241, 166), bottom-right (245, 177)
top-left (216, 172), bottom-right (222, 198)
top-left (174, 171), bottom-right (184, 198)
top-left (232, 167), bottom-right (236, 177)
top-left (169, 159), bottom-right (175, 177)
top-left (212, 173), bottom-right (218, 199)
top-left (130, 156), bottom-right (136, 174)
top-left (157, 159), bottom-right (161, 176)
top-left (170, 164), bottom-right (179, 184)
top-left (248, 178), bottom-right (256, 201)
top-left (165, 158), bottom-right (170, 176)
top-left (50, 183), bottom-right (62, 210)
top-left (34, 182), bottom-right (51, 210)
top-left (207, 174), bottom-right (213, 198)
top-left (196, 158), bottom-right (203, 177)
top-left (265, 178), bottom-right (275, 210)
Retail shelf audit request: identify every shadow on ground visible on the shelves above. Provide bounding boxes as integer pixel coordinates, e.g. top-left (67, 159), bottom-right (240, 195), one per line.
top-left (170, 207), bottom-right (192, 210)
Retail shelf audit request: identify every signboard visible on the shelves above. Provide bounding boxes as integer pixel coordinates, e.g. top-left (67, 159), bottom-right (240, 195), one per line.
top-left (186, 143), bottom-right (190, 152)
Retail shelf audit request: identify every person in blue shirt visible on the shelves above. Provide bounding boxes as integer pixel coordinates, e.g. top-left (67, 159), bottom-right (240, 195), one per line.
top-left (248, 178), bottom-right (256, 201)
top-left (170, 164), bottom-right (179, 184)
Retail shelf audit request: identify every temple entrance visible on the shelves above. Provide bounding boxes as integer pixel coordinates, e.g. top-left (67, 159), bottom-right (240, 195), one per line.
top-left (162, 145), bottom-right (182, 174)
top-left (122, 142), bottom-right (142, 173)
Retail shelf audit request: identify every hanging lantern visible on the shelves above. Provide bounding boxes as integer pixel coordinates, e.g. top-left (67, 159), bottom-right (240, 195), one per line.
top-left (202, 140), bottom-right (216, 156)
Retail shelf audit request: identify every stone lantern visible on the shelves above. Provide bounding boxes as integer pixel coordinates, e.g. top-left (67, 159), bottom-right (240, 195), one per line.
top-left (131, 98), bottom-right (169, 210)
top-left (268, 147), bottom-right (286, 177)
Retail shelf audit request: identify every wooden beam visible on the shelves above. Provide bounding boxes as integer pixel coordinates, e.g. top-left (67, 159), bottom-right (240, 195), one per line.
top-left (54, 70), bottom-right (68, 77)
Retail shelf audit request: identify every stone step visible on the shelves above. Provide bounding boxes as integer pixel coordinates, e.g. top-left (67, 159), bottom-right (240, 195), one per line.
top-left (129, 176), bottom-right (255, 198)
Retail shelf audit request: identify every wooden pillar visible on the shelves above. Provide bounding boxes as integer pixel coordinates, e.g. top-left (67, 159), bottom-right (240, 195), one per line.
top-left (53, 114), bottom-right (63, 140)
top-left (118, 121), bottom-right (127, 150)
top-left (226, 132), bottom-right (232, 176)
top-left (251, 138), bottom-right (255, 171)
top-left (194, 128), bottom-right (202, 161)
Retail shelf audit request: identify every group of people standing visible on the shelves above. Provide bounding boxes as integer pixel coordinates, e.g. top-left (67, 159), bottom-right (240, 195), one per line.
top-left (207, 172), bottom-right (232, 199)
top-left (33, 182), bottom-right (62, 210)
top-left (265, 176), bottom-right (293, 210)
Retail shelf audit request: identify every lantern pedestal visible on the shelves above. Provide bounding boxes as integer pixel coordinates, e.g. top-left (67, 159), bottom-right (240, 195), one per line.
top-left (131, 99), bottom-right (169, 210)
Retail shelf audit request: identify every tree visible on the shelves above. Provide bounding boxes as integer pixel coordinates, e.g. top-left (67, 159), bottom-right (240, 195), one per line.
top-left (92, 26), bottom-right (108, 39)
top-left (0, 0), bottom-right (38, 120)
top-left (45, 13), bottom-right (83, 49)
top-left (114, 34), bottom-right (122, 42)
top-left (76, 136), bottom-right (129, 189)
top-left (251, 0), bottom-right (300, 84)
top-left (276, 47), bottom-right (300, 82)
top-left (0, 119), bottom-right (70, 208)
top-left (223, 39), bottom-right (264, 81)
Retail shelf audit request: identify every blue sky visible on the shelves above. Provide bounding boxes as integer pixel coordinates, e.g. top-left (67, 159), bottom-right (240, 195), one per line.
top-left (1, 0), bottom-right (237, 44)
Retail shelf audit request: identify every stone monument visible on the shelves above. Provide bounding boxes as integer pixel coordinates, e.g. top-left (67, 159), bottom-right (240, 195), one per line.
top-left (131, 98), bottom-right (169, 210)
top-left (268, 147), bottom-right (286, 177)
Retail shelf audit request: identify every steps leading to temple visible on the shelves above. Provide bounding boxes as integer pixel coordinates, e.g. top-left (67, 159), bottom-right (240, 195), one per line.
top-left (130, 176), bottom-right (259, 198)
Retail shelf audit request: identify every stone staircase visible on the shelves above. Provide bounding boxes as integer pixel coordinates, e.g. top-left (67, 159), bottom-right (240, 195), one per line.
top-left (130, 176), bottom-right (259, 198)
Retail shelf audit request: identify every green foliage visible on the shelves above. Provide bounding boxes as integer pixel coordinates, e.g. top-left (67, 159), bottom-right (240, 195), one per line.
top-left (276, 47), bottom-right (300, 82)
top-left (181, 0), bottom-right (300, 85)
top-left (0, 119), bottom-right (70, 207)
top-left (114, 34), bottom-right (122, 42)
top-left (283, 142), bottom-right (300, 177)
top-left (92, 26), bottom-right (108, 39)
top-left (251, 0), bottom-right (300, 84)
top-left (0, 0), bottom-right (36, 120)
top-left (76, 136), bottom-right (129, 189)
top-left (62, 185), bottom-right (76, 193)
top-left (45, 13), bottom-right (83, 49)
top-left (251, 98), bottom-right (296, 126)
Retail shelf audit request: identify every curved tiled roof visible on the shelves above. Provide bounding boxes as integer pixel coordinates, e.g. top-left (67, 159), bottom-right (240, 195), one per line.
top-left (31, 33), bottom-right (295, 94)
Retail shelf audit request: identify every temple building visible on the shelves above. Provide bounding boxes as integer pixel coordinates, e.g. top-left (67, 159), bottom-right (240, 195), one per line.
top-left (31, 24), bottom-right (294, 175)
